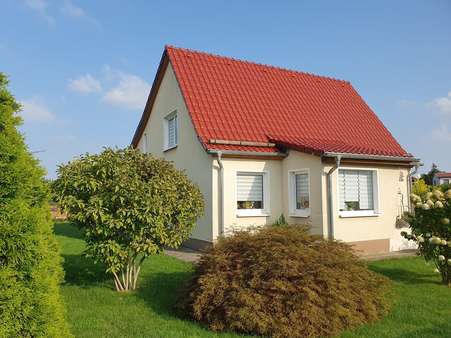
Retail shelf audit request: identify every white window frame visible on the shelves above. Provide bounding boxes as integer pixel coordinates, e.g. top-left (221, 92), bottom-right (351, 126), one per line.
top-left (337, 167), bottom-right (380, 218)
top-left (235, 170), bottom-right (270, 217)
top-left (288, 169), bottom-right (311, 217)
top-left (163, 110), bottom-right (178, 151)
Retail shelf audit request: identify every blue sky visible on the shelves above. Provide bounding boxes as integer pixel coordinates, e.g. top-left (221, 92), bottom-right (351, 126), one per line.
top-left (1, 0), bottom-right (450, 178)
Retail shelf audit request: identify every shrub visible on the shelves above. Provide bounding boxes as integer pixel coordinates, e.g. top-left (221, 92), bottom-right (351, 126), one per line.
top-left (412, 178), bottom-right (429, 197)
top-left (0, 73), bottom-right (71, 337)
top-left (272, 213), bottom-right (288, 227)
top-left (177, 226), bottom-right (391, 338)
top-left (404, 189), bottom-right (451, 286)
top-left (53, 148), bottom-right (204, 291)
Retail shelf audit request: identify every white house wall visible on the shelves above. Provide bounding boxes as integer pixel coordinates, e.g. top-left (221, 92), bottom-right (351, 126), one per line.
top-left (213, 158), bottom-right (283, 234)
top-left (134, 65), bottom-right (414, 254)
top-left (136, 63), bottom-right (214, 243)
top-left (281, 151), bottom-right (325, 236)
top-left (326, 163), bottom-right (411, 252)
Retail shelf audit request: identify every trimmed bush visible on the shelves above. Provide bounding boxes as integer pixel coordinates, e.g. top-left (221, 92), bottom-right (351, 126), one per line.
top-left (177, 226), bottom-right (391, 338)
top-left (0, 73), bottom-right (71, 337)
top-left (53, 147), bottom-right (204, 291)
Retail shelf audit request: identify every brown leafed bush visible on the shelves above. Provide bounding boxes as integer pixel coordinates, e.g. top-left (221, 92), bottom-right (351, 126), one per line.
top-left (177, 226), bottom-right (391, 338)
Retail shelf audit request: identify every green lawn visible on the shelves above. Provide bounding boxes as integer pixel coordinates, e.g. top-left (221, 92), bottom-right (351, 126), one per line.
top-left (55, 223), bottom-right (451, 338)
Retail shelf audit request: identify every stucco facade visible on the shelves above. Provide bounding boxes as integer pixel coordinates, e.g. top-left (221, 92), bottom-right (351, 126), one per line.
top-left (136, 63), bottom-right (214, 243)
top-left (135, 60), bottom-right (415, 254)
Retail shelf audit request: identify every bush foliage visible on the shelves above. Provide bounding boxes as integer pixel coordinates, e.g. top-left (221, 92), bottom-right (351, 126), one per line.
top-left (177, 226), bottom-right (391, 338)
top-left (404, 188), bottom-right (451, 286)
top-left (0, 73), bottom-right (71, 337)
top-left (53, 148), bottom-right (204, 291)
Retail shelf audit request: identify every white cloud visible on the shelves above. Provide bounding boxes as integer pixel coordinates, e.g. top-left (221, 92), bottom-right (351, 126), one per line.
top-left (102, 70), bottom-right (150, 110)
top-left (24, 0), bottom-right (54, 23)
top-left (432, 124), bottom-right (451, 142)
top-left (432, 91), bottom-right (451, 115)
top-left (60, 0), bottom-right (86, 18)
top-left (20, 98), bottom-right (55, 122)
top-left (68, 74), bottom-right (102, 94)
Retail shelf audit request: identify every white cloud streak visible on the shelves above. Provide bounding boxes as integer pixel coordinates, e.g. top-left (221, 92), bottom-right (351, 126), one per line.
top-left (102, 70), bottom-right (150, 110)
top-left (60, 0), bottom-right (86, 18)
top-left (20, 98), bottom-right (55, 122)
top-left (432, 125), bottom-right (451, 142)
top-left (24, 0), bottom-right (54, 23)
top-left (433, 91), bottom-right (451, 115)
top-left (68, 74), bottom-right (102, 94)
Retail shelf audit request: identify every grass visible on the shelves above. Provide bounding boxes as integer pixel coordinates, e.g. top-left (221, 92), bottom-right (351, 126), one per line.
top-left (55, 222), bottom-right (451, 338)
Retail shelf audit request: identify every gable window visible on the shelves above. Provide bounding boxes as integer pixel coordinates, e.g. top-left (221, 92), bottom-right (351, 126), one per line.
top-left (289, 170), bottom-right (310, 217)
top-left (338, 169), bottom-right (378, 217)
top-left (236, 171), bottom-right (270, 217)
top-left (164, 111), bottom-right (178, 150)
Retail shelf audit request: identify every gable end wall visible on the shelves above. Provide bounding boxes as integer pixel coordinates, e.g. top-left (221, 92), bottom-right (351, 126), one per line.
top-left (137, 63), bottom-right (214, 243)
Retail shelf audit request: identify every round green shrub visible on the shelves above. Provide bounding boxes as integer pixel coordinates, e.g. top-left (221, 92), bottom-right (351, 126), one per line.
top-left (177, 226), bottom-right (391, 338)
top-left (53, 147), bottom-right (204, 291)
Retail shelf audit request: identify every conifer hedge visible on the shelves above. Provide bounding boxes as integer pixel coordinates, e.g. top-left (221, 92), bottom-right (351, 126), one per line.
top-left (0, 73), bottom-right (71, 337)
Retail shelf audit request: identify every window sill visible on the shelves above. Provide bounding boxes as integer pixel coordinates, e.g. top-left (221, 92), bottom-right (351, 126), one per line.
top-left (289, 214), bottom-right (311, 218)
top-left (339, 211), bottom-right (380, 218)
top-left (236, 210), bottom-right (270, 218)
top-left (289, 208), bottom-right (311, 218)
top-left (163, 145), bottom-right (177, 152)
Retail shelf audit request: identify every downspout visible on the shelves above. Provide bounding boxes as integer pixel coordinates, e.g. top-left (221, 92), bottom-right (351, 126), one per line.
top-left (407, 163), bottom-right (420, 212)
top-left (216, 151), bottom-right (225, 237)
top-left (326, 155), bottom-right (341, 240)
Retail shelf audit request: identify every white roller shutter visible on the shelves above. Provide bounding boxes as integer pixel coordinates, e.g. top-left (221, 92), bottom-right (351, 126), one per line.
top-left (295, 173), bottom-right (309, 209)
top-left (237, 174), bottom-right (263, 203)
top-left (339, 170), bottom-right (374, 211)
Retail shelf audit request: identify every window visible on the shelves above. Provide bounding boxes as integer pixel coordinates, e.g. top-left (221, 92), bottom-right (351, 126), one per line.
top-left (164, 112), bottom-right (178, 150)
top-left (236, 172), bottom-right (269, 217)
top-left (339, 169), bottom-right (378, 217)
top-left (289, 170), bottom-right (310, 217)
top-left (443, 179), bottom-right (450, 184)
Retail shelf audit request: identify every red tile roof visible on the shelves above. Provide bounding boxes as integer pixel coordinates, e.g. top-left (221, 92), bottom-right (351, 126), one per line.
top-left (436, 172), bottom-right (451, 178)
top-left (134, 46), bottom-right (413, 159)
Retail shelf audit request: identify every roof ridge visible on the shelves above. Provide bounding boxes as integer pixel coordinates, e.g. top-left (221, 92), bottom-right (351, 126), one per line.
top-left (165, 44), bottom-right (350, 84)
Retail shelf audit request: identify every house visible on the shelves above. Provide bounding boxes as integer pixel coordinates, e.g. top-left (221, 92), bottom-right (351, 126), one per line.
top-left (433, 172), bottom-right (451, 185)
top-left (131, 46), bottom-right (420, 255)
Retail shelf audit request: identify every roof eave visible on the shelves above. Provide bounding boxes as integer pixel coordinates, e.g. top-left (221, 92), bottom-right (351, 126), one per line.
top-left (207, 149), bottom-right (287, 159)
top-left (322, 151), bottom-right (421, 164)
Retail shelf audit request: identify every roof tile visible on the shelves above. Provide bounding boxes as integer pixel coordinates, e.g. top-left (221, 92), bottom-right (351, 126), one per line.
top-left (166, 46), bottom-right (411, 158)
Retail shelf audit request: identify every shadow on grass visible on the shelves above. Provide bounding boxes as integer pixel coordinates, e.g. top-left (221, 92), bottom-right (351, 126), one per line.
top-left (62, 254), bottom-right (110, 288)
top-left (370, 265), bottom-right (439, 286)
top-left (54, 222), bottom-right (83, 240)
top-left (396, 322), bottom-right (451, 338)
top-left (55, 222), bottom-right (111, 288)
top-left (136, 271), bottom-right (193, 318)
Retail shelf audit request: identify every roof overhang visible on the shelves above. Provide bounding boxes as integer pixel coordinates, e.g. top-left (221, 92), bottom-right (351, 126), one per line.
top-left (207, 149), bottom-right (287, 160)
top-left (321, 151), bottom-right (421, 167)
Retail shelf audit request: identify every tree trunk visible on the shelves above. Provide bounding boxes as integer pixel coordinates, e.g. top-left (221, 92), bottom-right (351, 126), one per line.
top-left (441, 266), bottom-right (450, 287)
top-left (112, 261), bottom-right (143, 292)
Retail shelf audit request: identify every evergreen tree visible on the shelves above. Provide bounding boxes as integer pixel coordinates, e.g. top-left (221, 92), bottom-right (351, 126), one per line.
top-left (421, 163), bottom-right (441, 185)
top-left (0, 73), bottom-right (72, 337)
